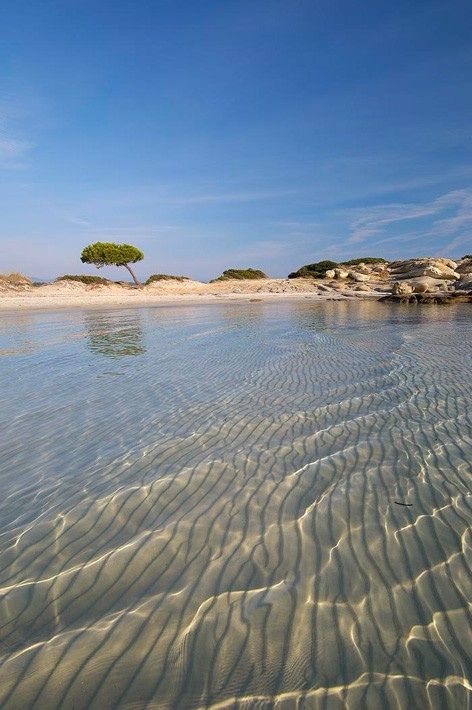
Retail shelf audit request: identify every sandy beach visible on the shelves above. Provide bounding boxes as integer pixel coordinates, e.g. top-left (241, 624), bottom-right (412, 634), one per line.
top-left (3, 257), bottom-right (472, 312)
top-left (0, 278), bottom-right (386, 311)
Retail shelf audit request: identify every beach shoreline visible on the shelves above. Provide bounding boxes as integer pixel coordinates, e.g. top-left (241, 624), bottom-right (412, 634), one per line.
top-left (0, 290), bottom-right (385, 312)
top-left (3, 256), bottom-right (472, 311)
top-left (0, 278), bottom-right (388, 312)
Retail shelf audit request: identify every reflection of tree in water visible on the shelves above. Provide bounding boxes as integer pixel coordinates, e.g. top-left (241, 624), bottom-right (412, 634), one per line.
top-left (84, 311), bottom-right (146, 357)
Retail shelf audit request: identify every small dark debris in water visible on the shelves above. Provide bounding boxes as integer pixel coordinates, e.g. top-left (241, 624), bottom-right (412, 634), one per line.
top-left (394, 501), bottom-right (413, 507)
top-left (249, 298), bottom-right (263, 302)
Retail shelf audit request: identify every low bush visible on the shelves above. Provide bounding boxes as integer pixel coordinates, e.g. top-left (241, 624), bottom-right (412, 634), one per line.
top-left (341, 257), bottom-right (387, 266)
top-left (145, 274), bottom-right (190, 285)
top-left (288, 261), bottom-right (338, 279)
top-left (211, 268), bottom-right (267, 282)
top-left (288, 257), bottom-right (386, 278)
top-left (56, 274), bottom-right (112, 285)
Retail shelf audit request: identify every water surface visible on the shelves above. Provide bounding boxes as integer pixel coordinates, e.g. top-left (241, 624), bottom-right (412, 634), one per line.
top-left (0, 301), bottom-right (471, 708)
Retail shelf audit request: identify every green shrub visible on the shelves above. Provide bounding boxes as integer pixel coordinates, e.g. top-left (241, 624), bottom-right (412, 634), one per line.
top-left (145, 274), bottom-right (190, 285)
top-left (56, 274), bottom-right (112, 285)
top-left (288, 257), bottom-right (387, 278)
top-left (288, 261), bottom-right (338, 279)
top-left (210, 268), bottom-right (267, 282)
top-left (341, 257), bottom-right (386, 266)
top-left (462, 254), bottom-right (472, 260)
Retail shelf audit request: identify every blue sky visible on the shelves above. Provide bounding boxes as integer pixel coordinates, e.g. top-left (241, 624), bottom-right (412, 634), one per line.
top-left (1, 0), bottom-right (471, 280)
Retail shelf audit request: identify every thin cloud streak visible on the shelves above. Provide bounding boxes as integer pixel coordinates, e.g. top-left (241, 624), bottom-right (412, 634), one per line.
top-left (0, 137), bottom-right (31, 169)
top-left (345, 188), bottom-right (472, 252)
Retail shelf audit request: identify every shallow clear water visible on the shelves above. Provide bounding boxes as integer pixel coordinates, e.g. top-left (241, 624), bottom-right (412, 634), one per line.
top-left (0, 301), bottom-right (471, 708)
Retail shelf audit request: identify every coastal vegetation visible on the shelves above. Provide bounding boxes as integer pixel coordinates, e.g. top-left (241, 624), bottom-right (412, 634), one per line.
top-left (211, 268), bottom-right (267, 282)
top-left (1, 256), bottom-right (471, 304)
top-left (288, 261), bottom-right (338, 278)
top-left (0, 272), bottom-right (32, 291)
top-left (0, 272), bottom-right (32, 284)
top-left (288, 257), bottom-right (385, 278)
top-left (145, 274), bottom-right (190, 285)
top-left (341, 257), bottom-right (386, 266)
top-left (56, 274), bottom-right (113, 285)
top-left (80, 242), bottom-right (144, 288)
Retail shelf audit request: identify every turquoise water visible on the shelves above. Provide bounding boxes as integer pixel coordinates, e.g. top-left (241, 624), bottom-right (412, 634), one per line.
top-left (0, 301), bottom-right (471, 708)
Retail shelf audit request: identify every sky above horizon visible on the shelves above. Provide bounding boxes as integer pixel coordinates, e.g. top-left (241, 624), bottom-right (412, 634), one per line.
top-left (1, 0), bottom-right (472, 280)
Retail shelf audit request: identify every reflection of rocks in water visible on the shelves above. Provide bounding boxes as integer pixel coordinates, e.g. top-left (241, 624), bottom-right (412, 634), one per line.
top-left (84, 311), bottom-right (146, 357)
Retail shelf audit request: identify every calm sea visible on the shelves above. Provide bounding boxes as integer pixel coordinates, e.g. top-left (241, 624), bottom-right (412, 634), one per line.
top-left (0, 301), bottom-right (471, 708)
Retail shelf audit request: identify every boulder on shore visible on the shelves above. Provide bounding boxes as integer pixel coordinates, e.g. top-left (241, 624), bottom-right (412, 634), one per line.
top-left (392, 281), bottom-right (413, 296)
top-left (382, 292), bottom-right (472, 304)
top-left (456, 259), bottom-right (472, 275)
top-left (349, 272), bottom-right (370, 282)
top-left (455, 274), bottom-right (472, 291)
top-left (334, 268), bottom-right (349, 279)
top-left (406, 276), bottom-right (451, 293)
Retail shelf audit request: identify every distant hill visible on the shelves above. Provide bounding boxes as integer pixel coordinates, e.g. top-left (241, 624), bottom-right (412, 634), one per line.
top-left (29, 276), bottom-right (52, 284)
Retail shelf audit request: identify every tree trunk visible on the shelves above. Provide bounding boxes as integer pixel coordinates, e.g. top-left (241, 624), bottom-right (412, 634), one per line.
top-left (123, 263), bottom-right (142, 288)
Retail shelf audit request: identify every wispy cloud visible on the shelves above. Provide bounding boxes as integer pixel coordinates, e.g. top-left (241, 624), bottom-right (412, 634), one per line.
top-left (346, 188), bottom-right (472, 254)
top-left (176, 188), bottom-right (300, 205)
top-left (0, 137), bottom-right (31, 170)
top-left (82, 184), bottom-right (304, 210)
top-left (27, 198), bottom-right (93, 228)
top-left (61, 215), bottom-right (93, 227)
top-left (348, 203), bottom-right (440, 244)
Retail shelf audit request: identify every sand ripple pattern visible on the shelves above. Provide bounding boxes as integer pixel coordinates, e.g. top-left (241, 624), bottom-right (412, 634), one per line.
top-left (0, 302), bottom-right (471, 708)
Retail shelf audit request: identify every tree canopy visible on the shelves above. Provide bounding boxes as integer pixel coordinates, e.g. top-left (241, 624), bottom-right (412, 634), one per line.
top-left (80, 242), bottom-right (144, 287)
top-left (81, 242), bottom-right (143, 267)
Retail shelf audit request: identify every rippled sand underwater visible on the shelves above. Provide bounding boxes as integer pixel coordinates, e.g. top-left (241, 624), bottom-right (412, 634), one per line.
top-left (0, 301), bottom-right (471, 709)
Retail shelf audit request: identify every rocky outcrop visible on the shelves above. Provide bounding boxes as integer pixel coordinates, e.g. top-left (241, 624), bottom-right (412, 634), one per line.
top-left (456, 258), bottom-right (472, 275)
top-left (454, 274), bottom-right (472, 291)
top-left (286, 255), bottom-right (472, 303)
top-left (389, 258), bottom-right (459, 281)
top-left (383, 292), bottom-right (472, 304)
